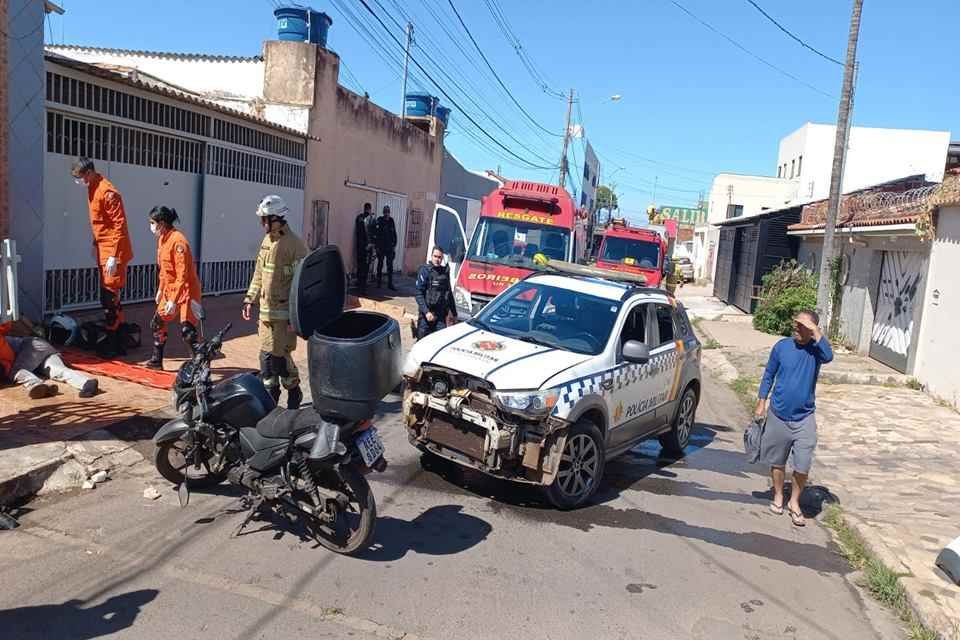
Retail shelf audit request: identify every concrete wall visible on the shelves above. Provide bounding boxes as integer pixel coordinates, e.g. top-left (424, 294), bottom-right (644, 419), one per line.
top-left (778, 123), bottom-right (951, 205)
top-left (7, 0), bottom-right (45, 318)
top-left (915, 205), bottom-right (960, 408)
top-left (706, 174), bottom-right (796, 225)
top-left (302, 46), bottom-right (443, 275)
top-left (440, 150), bottom-right (497, 235)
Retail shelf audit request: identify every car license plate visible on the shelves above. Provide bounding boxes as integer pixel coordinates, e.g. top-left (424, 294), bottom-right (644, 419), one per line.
top-left (356, 428), bottom-right (385, 467)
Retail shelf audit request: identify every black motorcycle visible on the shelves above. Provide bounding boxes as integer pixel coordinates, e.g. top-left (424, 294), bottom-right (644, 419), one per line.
top-left (152, 323), bottom-right (387, 555)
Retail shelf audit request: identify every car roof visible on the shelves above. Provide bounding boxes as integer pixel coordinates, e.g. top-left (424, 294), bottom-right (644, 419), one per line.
top-left (526, 273), bottom-right (674, 304)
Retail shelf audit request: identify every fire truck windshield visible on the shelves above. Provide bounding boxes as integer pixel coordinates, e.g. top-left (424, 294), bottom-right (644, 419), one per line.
top-left (466, 218), bottom-right (570, 268)
top-left (599, 236), bottom-right (660, 269)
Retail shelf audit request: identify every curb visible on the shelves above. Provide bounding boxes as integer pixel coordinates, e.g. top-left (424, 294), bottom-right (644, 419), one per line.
top-left (833, 509), bottom-right (958, 639)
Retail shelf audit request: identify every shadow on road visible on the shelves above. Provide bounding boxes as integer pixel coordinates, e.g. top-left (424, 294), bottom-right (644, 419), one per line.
top-left (357, 504), bottom-right (492, 561)
top-left (0, 589), bottom-right (159, 639)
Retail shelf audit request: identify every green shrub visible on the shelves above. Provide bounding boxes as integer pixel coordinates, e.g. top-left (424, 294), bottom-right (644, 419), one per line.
top-left (753, 261), bottom-right (818, 336)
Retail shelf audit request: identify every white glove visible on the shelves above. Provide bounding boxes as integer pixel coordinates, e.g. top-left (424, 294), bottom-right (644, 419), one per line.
top-left (162, 300), bottom-right (176, 316)
top-left (155, 289), bottom-right (162, 304)
top-left (105, 256), bottom-right (118, 276)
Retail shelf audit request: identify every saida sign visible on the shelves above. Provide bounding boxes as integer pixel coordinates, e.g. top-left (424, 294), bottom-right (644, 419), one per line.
top-left (658, 206), bottom-right (706, 225)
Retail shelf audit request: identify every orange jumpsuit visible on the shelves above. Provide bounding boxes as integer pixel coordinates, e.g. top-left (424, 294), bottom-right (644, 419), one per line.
top-left (86, 175), bottom-right (133, 330)
top-left (0, 323), bottom-right (15, 380)
top-left (152, 228), bottom-right (203, 347)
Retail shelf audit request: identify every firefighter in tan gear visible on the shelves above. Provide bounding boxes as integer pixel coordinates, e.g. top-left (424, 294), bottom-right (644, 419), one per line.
top-left (242, 195), bottom-right (307, 409)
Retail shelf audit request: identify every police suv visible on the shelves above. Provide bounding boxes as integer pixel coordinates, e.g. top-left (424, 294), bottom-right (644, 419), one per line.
top-left (402, 263), bottom-right (701, 509)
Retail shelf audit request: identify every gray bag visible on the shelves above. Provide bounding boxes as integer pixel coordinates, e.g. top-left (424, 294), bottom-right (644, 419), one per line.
top-left (743, 417), bottom-right (765, 464)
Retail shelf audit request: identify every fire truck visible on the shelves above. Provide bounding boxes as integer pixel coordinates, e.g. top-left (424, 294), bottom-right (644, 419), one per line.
top-left (592, 218), bottom-right (671, 288)
top-left (427, 181), bottom-right (587, 318)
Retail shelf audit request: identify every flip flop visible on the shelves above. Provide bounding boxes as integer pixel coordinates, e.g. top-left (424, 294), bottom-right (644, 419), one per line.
top-left (769, 502), bottom-right (784, 515)
top-left (788, 508), bottom-right (806, 527)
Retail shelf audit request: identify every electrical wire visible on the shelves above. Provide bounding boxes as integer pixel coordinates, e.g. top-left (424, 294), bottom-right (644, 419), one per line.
top-left (744, 0), bottom-right (844, 66)
top-left (445, 0), bottom-right (561, 137)
top-left (339, 58), bottom-right (368, 94)
top-left (482, 0), bottom-right (566, 100)
top-left (355, 0), bottom-right (558, 170)
top-left (666, 0), bottom-right (835, 99)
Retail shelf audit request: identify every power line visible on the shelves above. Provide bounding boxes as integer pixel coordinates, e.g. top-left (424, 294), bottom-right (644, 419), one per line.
top-left (356, 0), bottom-right (558, 170)
top-left (481, 0), bottom-right (566, 100)
top-left (745, 0), bottom-right (844, 66)
top-left (445, 0), bottom-right (561, 137)
top-left (666, 0), bottom-right (835, 99)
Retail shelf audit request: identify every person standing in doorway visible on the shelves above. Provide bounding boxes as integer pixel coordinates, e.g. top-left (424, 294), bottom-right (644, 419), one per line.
top-left (71, 157), bottom-right (134, 357)
top-left (145, 206), bottom-right (203, 371)
top-left (242, 195), bottom-right (308, 409)
top-left (414, 246), bottom-right (457, 339)
top-left (755, 310), bottom-right (834, 527)
top-left (375, 205), bottom-right (398, 291)
top-left (354, 202), bottom-right (373, 294)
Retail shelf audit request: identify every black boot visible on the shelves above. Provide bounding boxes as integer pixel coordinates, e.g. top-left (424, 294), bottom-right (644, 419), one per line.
top-left (268, 385), bottom-right (281, 405)
top-left (287, 386), bottom-right (303, 409)
top-left (97, 330), bottom-right (126, 358)
top-left (145, 343), bottom-right (165, 370)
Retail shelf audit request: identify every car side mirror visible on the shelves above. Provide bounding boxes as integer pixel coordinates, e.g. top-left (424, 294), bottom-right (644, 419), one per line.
top-left (622, 340), bottom-right (651, 364)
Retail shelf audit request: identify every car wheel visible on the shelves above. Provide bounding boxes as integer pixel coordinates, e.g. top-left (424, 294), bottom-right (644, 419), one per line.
top-left (659, 387), bottom-right (697, 457)
top-left (545, 420), bottom-right (606, 510)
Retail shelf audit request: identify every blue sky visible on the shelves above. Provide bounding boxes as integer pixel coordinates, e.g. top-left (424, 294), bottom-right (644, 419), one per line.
top-left (46, 1), bottom-right (959, 220)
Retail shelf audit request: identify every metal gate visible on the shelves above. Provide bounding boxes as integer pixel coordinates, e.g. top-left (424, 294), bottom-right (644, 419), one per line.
top-left (869, 250), bottom-right (927, 372)
top-left (376, 192), bottom-right (408, 272)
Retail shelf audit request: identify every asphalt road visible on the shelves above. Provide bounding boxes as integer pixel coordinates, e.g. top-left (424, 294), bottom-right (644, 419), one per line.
top-left (0, 371), bottom-right (903, 640)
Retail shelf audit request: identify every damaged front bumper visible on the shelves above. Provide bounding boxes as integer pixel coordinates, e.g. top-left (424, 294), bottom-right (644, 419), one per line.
top-left (403, 384), bottom-right (570, 486)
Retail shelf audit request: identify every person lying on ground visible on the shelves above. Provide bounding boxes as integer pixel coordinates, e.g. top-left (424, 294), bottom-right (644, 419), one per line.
top-left (0, 321), bottom-right (99, 399)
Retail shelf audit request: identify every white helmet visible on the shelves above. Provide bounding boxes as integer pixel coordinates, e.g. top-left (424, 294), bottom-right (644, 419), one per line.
top-left (256, 194), bottom-right (289, 218)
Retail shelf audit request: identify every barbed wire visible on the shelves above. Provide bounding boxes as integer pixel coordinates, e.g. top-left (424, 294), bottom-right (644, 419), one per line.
top-left (846, 184), bottom-right (940, 214)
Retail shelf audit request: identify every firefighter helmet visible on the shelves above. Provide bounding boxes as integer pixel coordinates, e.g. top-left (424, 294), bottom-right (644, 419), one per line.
top-left (256, 195), bottom-right (289, 218)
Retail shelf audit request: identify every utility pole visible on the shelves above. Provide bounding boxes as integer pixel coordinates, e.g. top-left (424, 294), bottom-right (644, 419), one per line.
top-left (400, 22), bottom-right (414, 122)
top-left (558, 88), bottom-right (574, 188)
top-left (816, 0), bottom-right (863, 333)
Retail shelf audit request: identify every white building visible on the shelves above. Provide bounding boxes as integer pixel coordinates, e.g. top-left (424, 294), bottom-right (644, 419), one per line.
top-left (693, 123), bottom-right (952, 282)
top-left (777, 122), bottom-right (950, 204)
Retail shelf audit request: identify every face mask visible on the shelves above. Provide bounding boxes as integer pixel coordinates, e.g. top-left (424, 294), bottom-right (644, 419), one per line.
top-left (74, 177), bottom-right (85, 186)
top-left (149, 222), bottom-right (158, 236)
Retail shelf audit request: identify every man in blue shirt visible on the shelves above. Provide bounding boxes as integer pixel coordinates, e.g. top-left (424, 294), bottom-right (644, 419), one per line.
top-left (755, 309), bottom-right (834, 526)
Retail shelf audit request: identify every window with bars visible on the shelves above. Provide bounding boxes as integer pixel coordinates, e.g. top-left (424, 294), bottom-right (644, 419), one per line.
top-left (206, 145), bottom-right (304, 189)
top-left (406, 208), bottom-right (423, 248)
top-left (212, 118), bottom-right (305, 161)
top-left (47, 71), bottom-right (210, 137)
top-left (110, 124), bottom-right (202, 173)
top-left (46, 112), bottom-right (110, 159)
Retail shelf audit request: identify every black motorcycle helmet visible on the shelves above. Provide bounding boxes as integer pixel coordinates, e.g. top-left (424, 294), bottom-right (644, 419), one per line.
top-left (148, 205), bottom-right (179, 227)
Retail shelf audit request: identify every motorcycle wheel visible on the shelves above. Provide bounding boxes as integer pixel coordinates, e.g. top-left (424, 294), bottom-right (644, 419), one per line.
top-left (302, 465), bottom-right (376, 556)
top-left (154, 440), bottom-right (227, 488)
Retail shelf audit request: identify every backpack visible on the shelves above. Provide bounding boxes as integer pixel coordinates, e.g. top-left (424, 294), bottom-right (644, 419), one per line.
top-left (743, 417), bottom-right (765, 464)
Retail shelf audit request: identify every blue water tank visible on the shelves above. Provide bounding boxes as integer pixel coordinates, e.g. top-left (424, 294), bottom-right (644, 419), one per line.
top-left (405, 92), bottom-right (439, 117)
top-left (435, 105), bottom-right (451, 127)
top-left (308, 11), bottom-right (332, 47)
top-left (274, 7), bottom-right (309, 42)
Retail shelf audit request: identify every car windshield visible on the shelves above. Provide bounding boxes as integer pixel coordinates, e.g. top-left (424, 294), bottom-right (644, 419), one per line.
top-left (467, 218), bottom-right (570, 268)
top-left (600, 236), bottom-right (660, 269)
top-left (474, 282), bottom-right (621, 355)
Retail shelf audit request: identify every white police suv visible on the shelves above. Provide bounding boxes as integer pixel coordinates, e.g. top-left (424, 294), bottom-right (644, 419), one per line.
top-left (402, 265), bottom-right (701, 509)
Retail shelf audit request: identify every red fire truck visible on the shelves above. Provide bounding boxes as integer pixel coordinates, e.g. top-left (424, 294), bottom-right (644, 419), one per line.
top-left (592, 218), bottom-right (670, 288)
top-left (427, 180), bottom-right (587, 318)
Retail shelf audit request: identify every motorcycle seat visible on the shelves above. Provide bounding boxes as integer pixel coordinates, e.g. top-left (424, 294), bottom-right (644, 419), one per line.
top-left (256, 406), bottom-right (322, 439)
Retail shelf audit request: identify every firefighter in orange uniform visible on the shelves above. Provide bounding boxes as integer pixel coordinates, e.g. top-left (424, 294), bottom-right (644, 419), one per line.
top-left (145, 206), bottom-right (203, 370)
top-left (71, 157), bottom-right (134, 356)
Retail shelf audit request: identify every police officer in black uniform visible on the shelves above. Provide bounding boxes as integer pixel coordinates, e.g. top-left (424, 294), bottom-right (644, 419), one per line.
top-left (415, 246), bottom-right (457, 339)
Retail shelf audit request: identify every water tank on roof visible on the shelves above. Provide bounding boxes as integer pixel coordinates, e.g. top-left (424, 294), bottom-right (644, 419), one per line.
top-left (274, 7), bottom-right (309, 41)
top-left (405, 93), bottom-right (439, 118)
top-left (435, 105), bottom-right (451, 127)
top-left (308, 10), bottom-right (333, 47)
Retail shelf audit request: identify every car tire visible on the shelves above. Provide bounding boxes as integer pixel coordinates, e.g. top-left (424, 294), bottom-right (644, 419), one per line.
top-left (545, 419), bottom-right (606, 510)
top-left (659, 386), bottom-right (698, 457)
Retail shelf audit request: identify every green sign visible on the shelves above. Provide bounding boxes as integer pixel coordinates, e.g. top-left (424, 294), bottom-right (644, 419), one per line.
top-left (659, 206), bottom-right (706, 225)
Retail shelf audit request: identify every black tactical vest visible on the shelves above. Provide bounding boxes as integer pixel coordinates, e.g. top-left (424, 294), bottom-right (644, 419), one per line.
top-left (425, 265), bottom-right (450, 308)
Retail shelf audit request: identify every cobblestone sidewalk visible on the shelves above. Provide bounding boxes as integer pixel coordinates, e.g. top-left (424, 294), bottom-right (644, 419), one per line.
top-left (814, 384), bottom-right (960, 638)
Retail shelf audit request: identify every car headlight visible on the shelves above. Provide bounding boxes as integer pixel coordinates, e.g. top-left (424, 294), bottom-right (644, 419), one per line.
top-left (454, 286), bottom-right (472, 313)
top-left (494, 389), bottom-right (559, 417)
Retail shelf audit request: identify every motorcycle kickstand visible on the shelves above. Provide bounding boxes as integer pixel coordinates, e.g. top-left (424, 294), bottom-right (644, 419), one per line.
top-left (232, 495), bottom-right (265, 538)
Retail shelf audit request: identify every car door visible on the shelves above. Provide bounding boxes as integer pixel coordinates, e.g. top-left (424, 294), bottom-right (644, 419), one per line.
top-left (651, 303), bottom-right (684, 429)
top-left (428, 204), bottom-right (468, 288)
top-left (606, 301), bottom-right (660, 449)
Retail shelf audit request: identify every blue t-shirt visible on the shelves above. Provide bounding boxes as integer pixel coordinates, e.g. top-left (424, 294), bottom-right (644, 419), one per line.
top-left (758, 336), bottom-right (834, 421)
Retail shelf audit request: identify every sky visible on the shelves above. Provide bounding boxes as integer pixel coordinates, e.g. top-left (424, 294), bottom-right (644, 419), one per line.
top-left (44, 0), bottom-right (960, 221)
